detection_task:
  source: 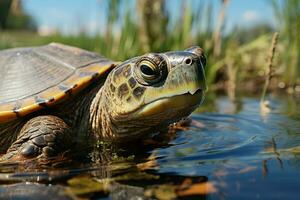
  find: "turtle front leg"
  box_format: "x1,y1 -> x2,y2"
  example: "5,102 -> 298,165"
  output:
3,115 -> 72,161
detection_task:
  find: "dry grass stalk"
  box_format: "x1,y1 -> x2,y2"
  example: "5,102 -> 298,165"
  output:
137,0 -> 150,52
226,57 -> 236,102
260,32 -> 279,115
213,0 -> 229,57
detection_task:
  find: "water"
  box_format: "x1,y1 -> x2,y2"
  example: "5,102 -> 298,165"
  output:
155,95 -> 300,200
0,95 -> 299,199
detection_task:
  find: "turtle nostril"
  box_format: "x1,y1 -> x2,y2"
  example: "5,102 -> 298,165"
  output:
184,58 -> 192,65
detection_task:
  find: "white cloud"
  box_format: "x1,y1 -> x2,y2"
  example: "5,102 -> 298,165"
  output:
242,10 -> 260,23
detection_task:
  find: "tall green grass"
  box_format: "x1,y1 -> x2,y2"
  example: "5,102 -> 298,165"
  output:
271,0 -> 300,87
0,0 -> 298,94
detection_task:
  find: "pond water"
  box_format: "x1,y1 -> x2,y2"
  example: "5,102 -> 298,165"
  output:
0,94 -> 299,200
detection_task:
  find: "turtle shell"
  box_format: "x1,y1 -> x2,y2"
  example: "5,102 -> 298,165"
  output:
0,43 -> 116,123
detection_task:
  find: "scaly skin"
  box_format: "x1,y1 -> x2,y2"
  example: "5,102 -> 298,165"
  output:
0,46 -> 206,162
0,76 -> 107,161
4,116 -> 71,160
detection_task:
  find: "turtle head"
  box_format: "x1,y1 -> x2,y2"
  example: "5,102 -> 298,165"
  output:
101,46 -> 206,140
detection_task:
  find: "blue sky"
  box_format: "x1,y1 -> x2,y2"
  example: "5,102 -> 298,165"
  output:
23,0 -> 275,35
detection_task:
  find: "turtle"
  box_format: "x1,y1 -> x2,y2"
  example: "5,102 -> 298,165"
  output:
0,43 -> 206,161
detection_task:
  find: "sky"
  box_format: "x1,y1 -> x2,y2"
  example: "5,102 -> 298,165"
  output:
22,0 -> 275,36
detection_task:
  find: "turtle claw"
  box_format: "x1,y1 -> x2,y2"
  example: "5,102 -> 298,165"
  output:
13,140 -> 57,160
20,143 -> 40,158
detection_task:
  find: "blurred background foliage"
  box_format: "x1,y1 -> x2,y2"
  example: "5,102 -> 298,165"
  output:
0,0 -> 36,31
0,0 -> 299,96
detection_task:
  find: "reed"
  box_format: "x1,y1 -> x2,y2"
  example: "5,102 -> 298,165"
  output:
260,32 -> 279,114
0,0 -> 296,95
213,0 -> 229,57
271,0 -> 300,88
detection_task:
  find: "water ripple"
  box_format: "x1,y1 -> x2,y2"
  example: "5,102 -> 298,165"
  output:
154,113 -> 272,174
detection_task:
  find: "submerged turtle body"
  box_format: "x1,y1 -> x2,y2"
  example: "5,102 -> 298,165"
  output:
0,43 -> 206,162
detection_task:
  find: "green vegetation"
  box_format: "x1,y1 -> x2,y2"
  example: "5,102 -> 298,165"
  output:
0,0 -> 299,95
0,0 -> 36,30
271,0 -> 300,86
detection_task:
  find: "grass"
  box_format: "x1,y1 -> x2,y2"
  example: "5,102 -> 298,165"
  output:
271,0 -> 300,87
0,0 -> 299,95
260,32 -> 279,115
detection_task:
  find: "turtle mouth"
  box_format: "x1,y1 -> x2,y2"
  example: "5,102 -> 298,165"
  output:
136,89 -> 204,117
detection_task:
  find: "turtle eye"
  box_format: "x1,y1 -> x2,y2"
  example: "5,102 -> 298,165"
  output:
138,60 -> 160,82
140,64 -> 156,76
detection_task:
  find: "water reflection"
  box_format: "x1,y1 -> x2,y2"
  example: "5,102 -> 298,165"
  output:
154,95 -> 300,199
0,95 -> 299,199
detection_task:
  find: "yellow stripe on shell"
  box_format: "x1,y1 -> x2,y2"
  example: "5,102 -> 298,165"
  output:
0,62 -> 116,123
0,102 -> 18,122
